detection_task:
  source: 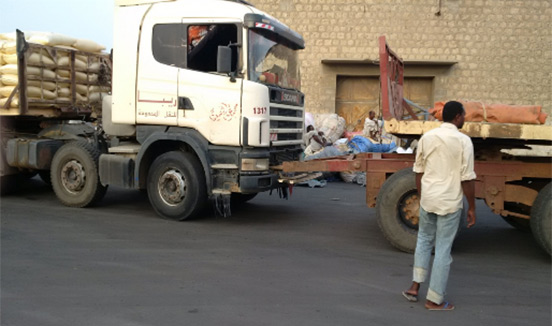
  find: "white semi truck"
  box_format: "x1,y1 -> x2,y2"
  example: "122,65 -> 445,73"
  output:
0,0 -> 306,220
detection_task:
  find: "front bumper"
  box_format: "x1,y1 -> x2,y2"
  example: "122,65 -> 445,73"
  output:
239,172 -> 279,193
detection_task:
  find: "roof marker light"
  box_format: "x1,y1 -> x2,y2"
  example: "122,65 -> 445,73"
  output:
255,22 -> 275,31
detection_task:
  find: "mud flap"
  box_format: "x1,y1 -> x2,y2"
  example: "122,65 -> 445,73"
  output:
213,191 -> 231,217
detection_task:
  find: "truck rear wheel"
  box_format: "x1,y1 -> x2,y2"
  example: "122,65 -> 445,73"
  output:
51,141 -> 107,207
147,151 -> 207,221
376,168 -> 419,253
530,183 -> 551,256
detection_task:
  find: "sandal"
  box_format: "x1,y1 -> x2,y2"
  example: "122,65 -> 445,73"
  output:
426,301 -> 455,311
402,291 -> 418,302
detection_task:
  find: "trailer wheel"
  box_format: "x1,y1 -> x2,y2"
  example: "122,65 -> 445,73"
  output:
147,151 -> 207,221
530,183 -> 551,256
51,141 -> 107,207
376,168 -> 419,253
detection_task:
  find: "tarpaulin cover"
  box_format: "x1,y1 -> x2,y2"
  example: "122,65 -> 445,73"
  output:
348,136 -> 396,153
430,101 -> 548,124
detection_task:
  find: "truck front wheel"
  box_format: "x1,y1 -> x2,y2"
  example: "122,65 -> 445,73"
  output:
51,141 -> 107,207
376,168 -> 419,253
530,183 -> 551,256
147,151 -> 207,221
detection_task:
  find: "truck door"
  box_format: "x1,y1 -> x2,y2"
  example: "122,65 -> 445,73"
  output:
177,23 -> 242,146
136,23 -> 184,125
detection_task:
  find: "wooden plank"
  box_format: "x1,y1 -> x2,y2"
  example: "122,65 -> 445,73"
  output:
384,119 -> 552,142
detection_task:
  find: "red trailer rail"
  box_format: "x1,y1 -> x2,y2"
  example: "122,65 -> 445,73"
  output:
379,36 -> 419,122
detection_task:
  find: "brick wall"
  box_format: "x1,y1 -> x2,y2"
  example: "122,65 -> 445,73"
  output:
249,0 -> 552,122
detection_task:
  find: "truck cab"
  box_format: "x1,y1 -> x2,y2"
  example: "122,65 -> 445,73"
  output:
101,0 -> 306,219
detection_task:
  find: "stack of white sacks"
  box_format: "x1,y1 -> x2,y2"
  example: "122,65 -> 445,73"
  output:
0,31 -> 108,110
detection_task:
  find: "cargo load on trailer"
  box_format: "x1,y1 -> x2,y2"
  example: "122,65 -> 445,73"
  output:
0,32 -> 110,117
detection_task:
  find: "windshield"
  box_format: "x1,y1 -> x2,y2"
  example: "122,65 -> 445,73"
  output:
248,29 -> 301,91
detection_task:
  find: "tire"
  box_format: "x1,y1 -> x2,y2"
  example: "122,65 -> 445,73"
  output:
530,183 -> 551,256
51,141 -> 107,207
376,168 -> 419,253
147,151 -> 207,221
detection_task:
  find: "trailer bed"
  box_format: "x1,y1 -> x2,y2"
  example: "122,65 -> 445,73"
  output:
385,119 -> 552,144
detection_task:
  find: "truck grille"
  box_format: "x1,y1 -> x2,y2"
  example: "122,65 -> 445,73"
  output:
268,88 -> 304,147
267,87 -> 304,165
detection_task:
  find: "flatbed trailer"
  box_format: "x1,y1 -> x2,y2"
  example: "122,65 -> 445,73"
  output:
282,36 -> 552,255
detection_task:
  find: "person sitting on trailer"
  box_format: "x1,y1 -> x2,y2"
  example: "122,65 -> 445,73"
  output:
303,125 -> 330,156
363,110 -> 380,142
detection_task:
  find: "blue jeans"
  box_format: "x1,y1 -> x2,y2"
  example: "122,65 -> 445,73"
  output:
413,207 -> 461,304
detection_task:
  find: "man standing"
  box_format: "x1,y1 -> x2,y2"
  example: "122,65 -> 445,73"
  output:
402,101 -> 477,311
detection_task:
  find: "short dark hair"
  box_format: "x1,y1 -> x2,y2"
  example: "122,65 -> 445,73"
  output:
442,101 -> 464,122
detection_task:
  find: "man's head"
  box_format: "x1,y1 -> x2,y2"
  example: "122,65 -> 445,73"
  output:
369,111 -> 376,120
306,125 -> 314,132
442,101 -> 465,128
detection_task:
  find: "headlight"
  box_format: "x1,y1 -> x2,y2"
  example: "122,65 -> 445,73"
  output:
241,158 -> 269,171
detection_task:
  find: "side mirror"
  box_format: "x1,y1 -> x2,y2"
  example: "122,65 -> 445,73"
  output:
217,46 -> 232,74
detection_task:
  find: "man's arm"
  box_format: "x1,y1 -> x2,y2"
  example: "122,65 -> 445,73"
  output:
312,134 -> 325,146
460,135 -> 477,228
317,132 -> 330,146
462,180 -> 476,228
415,173 -> 423,197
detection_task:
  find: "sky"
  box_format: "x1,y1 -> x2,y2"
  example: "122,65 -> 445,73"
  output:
0,0 -> 114,49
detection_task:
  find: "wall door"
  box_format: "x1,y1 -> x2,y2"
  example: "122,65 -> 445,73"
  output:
403,77 -> 434,118
336,76 -> 434,131
336,76 -> 379,132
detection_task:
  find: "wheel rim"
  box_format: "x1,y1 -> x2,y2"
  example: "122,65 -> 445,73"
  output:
158,169 -> 186,206
398,190 -> 420,230
61,159 -> 86,194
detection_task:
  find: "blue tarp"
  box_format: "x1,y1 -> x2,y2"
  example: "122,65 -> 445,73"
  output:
348,136 -> 396,153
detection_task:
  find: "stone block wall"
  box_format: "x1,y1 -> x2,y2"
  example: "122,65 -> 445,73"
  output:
249,0 -> 551,122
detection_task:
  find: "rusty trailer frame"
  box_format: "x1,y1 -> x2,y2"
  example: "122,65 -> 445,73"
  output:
282,153 -> 552,219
